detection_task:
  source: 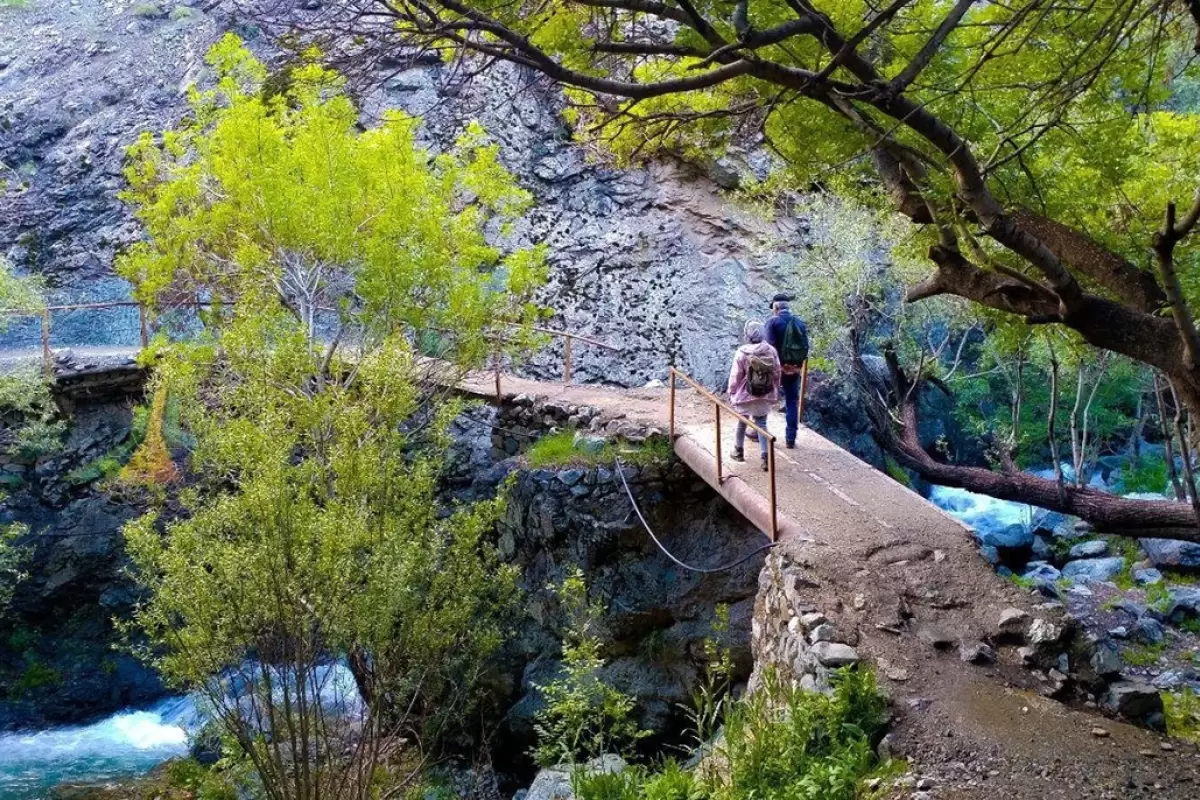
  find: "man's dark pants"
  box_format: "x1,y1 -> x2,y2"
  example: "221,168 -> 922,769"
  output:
781,371 -> 801,445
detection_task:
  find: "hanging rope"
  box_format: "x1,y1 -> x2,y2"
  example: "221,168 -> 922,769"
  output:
615,457 -> 776,574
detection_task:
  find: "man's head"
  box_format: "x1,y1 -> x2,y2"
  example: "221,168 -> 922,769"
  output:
770,292 -> 791,314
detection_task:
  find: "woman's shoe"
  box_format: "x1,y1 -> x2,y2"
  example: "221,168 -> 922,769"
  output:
730,447 -> 745,462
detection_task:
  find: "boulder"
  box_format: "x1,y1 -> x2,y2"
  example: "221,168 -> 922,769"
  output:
959,641 -> 996,665
1164,588 -> 1200,622
526,755 -> 626,800
1090,643 -> 1124,677
1133,568 -> 1163,586
811,642 -> 860,667
1068,540 -> 1109,559
976,522 -> 1034,550
1101,681 -> 1164,728
1134,616 -> 1165,645
1139,539 -> 1200,571
1022,561 -> 1062,586
998,607 -> 1031,630
1062,557 -> 1125,583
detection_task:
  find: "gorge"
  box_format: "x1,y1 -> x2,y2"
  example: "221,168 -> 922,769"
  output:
5,1 -> 1200,798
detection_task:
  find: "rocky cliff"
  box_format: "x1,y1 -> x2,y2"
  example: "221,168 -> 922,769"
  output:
1,0 -> 809,388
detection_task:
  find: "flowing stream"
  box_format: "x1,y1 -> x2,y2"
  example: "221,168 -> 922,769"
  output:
0,695 -> 197,798
0,662 -> 361,798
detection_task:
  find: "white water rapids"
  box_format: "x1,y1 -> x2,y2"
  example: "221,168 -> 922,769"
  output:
0,662 -> 361,798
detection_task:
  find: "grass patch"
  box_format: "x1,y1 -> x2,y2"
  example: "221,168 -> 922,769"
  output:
526,430 -> 673,469
1180,617 -> 1200,635
1165,688 -> 1200,744
1163,569 -> 1199,586
1009,574 -> 1036,591
1146,581 -> 1173,614
1111,537 -> 1143,590
1122,641 -> 1167,667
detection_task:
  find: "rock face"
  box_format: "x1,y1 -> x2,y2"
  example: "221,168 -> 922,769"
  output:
0,393 -> 162,729
478,451 -> 765,763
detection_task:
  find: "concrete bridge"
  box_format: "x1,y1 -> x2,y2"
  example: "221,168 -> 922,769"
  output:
8,339 -> 1200,796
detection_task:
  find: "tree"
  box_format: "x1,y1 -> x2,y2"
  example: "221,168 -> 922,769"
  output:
312,0 -> 1200,533
0,257 -> 59,612
119,38 -> 544,797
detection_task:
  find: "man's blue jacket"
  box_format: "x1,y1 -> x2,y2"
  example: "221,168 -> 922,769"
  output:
765,309 -> 806,364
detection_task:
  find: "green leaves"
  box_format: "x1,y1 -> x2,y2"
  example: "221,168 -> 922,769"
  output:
119,35 -> 545,370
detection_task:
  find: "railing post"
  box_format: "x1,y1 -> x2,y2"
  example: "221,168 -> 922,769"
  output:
668,368 -> 676,440
768,440 -> 778,542
563,334 -> 573,385
138,304 -> 149,349
494,356 -> 502,405
798,360 -> 809,424
714,404 -> 722,485
41,308 -> 51,378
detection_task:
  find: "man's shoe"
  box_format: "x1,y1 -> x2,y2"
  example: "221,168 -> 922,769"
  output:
730,448 -> 745,462
786,440 -> 795,449
760,455 -> 769,472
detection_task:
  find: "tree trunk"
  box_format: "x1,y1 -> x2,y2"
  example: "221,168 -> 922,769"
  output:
857,345 -> 1200,541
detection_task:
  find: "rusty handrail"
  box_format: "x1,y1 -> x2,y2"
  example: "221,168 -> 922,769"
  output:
2,301 -> 620,390
667,366 -> 778,541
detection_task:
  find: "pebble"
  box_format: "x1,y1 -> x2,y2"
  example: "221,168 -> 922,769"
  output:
1092,727 -> 1110,738
917,777 -> 935,790
1161,742 -> 1175,751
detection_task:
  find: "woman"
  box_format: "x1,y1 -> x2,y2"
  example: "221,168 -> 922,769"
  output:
727,320 -> 781,471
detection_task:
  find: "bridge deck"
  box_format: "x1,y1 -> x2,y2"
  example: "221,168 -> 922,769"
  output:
457,369 -> 969,548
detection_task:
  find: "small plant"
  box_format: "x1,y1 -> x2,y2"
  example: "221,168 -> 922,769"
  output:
1179,617 -> 1200,635
533,568 -> 648,767
1009,574 -> 1036,591
132,3 -> 165,18
1164,687 -> 1200,744
1119,455 -> 1170,495
883,455 -> 912,488
1122,641 -> 1167,667
120,380 -> 179,486
12,659 -> 61,695
1146,581 -> 1173,614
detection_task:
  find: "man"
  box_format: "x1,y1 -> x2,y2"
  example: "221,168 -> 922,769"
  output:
764,293 -> 808,449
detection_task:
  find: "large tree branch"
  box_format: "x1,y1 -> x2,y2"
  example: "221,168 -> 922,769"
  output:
889,0 -> 978,92
1010,208 -> 1166,312
1152,191 -> 1200,370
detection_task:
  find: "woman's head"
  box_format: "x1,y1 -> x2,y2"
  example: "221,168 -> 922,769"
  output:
744,320 -> 765,344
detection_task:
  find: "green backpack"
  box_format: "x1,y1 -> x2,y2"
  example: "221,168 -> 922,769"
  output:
780,318 -> 809,367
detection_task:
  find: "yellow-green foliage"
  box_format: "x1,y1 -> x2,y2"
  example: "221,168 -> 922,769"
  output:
534,569 -> 648,767
120,380 -> 178,486
1165,688 -> 1200,744
526,430 -> 674,468
118,34 -> 546,370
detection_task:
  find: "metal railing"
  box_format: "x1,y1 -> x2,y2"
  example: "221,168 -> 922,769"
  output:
667,366 -> 778,541
1,302 -> 623,392
489,325 -> 622,402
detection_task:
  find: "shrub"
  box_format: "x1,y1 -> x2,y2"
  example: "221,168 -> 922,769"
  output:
1120,456 -> 1169,495
572,666 -> 892,800
534,569 -> 648,767
1165,687 -> 1200,744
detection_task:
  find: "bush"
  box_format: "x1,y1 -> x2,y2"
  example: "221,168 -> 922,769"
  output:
1120,456 -> 1169,495
571,667 -> 892,800
534,569 -> 647,767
